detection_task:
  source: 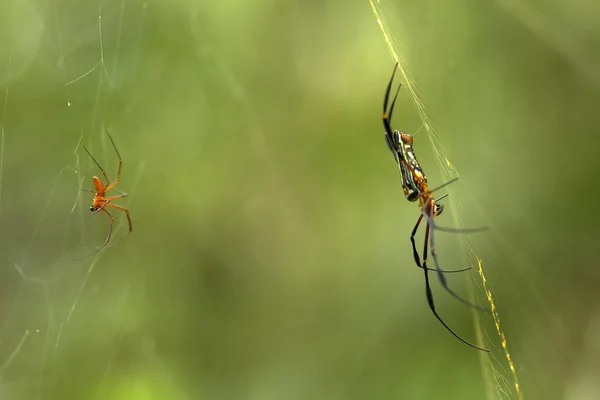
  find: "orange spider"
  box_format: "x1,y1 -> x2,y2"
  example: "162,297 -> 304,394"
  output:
78,131 -> 132,259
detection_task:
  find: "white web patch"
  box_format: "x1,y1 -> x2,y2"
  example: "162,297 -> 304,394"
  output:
0,3 -> 149,398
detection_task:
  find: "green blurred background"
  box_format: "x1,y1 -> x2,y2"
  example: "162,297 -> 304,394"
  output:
0,0 -> 598,399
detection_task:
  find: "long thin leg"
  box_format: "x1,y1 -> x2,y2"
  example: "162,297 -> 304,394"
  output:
426,210 -> 489,312
431,195 -> 489,233
383,62 -> 399,137
421,177 -> 460,197
429,192 -> 489,234
73,208 -> 114,260
432,223 -> 489,234
435,194 -> 449,203
421,224 -> 489,352
105,203 -> 132,233
109,188 -> 128,197
102,194 -> 127,202
89,203 -> 133,252
410,214 -> 470,273
387,82 -> 402,125
82,146 -> 110,186
428,208 -> 489,234
384,82 -> 403,164
104,131 -> 122,192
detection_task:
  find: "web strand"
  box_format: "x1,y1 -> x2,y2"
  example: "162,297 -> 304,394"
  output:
368,1 -> 523,399
0,0 -> 14,217
2,4 -> 127,397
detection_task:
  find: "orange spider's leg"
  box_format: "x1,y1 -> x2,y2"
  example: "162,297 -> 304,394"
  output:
102,194 -> 127,201
104,178 -> 120,194
105,203 -> 132,233
99,207 -> 115,247
73,207 -> 114,260
83,146 -> 111,186
103,132 -> 122,193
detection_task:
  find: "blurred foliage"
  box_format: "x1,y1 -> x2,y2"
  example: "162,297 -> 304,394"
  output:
0,0 -> 598,399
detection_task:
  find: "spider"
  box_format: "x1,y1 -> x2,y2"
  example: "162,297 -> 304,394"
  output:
77,131 -> 132,259
382,62 -> 489,352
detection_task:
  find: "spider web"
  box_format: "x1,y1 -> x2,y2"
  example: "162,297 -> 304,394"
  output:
369,1 -> 522,400
1,0 -> 528,398
369,1 -> 600,399
0,1 -> 279,398
0,2 -> 160,398
2,0 -> 596,399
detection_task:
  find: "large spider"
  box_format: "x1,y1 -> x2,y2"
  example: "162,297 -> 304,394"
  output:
382,62 -> 489,352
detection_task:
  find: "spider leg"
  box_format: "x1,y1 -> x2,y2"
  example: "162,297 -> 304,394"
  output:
102,194 -> 127,202
410,213 -> 470,273
104,178 -> 120,194
387,80 -> 402,125
383,62 -> 400,138
88,203 -> 133,251
424,181 -> 488,233
105,203 -> 132,233
100,207 -> 115,247
426,209 -> 489,312
109,188 -> 128,197
103,131 -> 122,193
435,194 -> 448,202
421,177 -> 460,197
82,146 -> 110,186
106,130 -> 122,176
430,220 -> 489,234
429,193 -> 489,236
73,207 -> 114,260
421,222 -> 489,352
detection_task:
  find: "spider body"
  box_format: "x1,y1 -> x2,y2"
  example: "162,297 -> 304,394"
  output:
76,131 -> 132,259
386,130 -> 430,203
90,176 -> 108,211
382,62 -> 488,352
